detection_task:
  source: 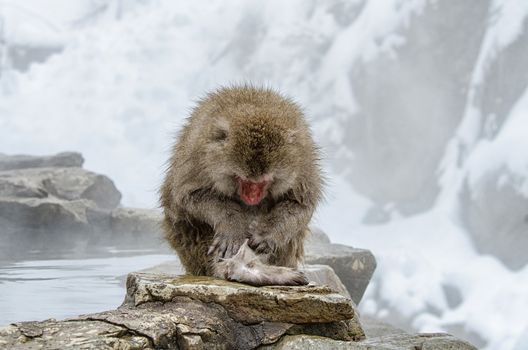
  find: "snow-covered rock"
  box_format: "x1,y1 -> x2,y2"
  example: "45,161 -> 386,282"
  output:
462,171 -> 528,270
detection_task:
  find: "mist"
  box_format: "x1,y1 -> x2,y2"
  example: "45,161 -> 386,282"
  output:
0,1 -> 527,349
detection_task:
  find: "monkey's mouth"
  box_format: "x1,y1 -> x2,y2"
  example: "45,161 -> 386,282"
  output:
236,176 -> 270,206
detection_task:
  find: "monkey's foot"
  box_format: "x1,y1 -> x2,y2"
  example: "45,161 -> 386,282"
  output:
213,240 -> 308,286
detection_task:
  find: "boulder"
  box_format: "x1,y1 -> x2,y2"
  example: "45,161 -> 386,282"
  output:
0,167 -> 121,211
0,152 -> 84,171
0,163 -> 122,234
306,230 -> 377,305
0,197 -> 97,231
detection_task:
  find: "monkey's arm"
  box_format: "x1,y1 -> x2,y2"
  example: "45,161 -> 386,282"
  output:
248,168 -> 323,253
179,188 -> 251,259
248,197 -> 314,253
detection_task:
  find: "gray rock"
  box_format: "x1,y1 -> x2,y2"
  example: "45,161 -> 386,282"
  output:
124,272 -> 361,326
264,318 -> 477,349
0,314 -> 477,350
0,152 -> 84,171
85,301 -> 296,349
306,234 -> 376,305
265,333 -> 477,350
140,261 -> 350,298
461,172 -> 528,270
303,264 -> 351,299
0,197 -> 97,231
0,167 -> 121,211
0,166 -> 122,234
0,320 -> 151,349
0,318 -> 477,350
360,316 -> 408,338
111,207 -> 162,235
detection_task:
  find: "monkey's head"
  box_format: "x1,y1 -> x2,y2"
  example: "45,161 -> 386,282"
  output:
199,87 -> 310,206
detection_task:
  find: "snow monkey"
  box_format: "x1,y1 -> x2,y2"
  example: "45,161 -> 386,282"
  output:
160,85 -> 323,286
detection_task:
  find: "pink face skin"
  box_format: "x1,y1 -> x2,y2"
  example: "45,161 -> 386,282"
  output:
236,174 -> 273,206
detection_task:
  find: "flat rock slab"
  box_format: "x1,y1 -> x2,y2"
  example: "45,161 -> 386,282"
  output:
140,262 -> 351,298
124,272 -> 360,325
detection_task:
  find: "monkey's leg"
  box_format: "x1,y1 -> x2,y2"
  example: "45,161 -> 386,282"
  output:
213,240 -> 308,286
162,216 -> 214,276
178,190 -> 251,261
267,228 -> 308,268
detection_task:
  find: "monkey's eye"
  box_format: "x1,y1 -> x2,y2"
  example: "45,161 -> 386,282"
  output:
212,129 -> 228,142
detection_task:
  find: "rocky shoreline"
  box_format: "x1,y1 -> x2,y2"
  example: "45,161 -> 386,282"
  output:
0,270 -> 476,350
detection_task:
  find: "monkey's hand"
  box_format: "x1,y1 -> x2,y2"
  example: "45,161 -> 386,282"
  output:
208,231 -> 248,260
248,232 -> 277,254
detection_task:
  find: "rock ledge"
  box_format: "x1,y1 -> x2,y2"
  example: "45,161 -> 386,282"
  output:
0,272 -> 365,349
125,272 -> 358,325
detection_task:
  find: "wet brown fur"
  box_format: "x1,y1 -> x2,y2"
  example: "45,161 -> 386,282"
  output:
160,85 -> 323,284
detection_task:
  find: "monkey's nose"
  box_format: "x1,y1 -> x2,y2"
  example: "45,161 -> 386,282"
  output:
237,177 -> 269,206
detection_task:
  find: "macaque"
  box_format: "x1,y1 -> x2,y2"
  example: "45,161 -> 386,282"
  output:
160,85 -> 323,286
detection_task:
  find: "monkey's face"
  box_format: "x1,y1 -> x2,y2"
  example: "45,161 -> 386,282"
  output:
204,113 -> 302,206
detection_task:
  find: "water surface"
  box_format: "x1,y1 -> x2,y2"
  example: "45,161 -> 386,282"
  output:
0,246 -> 174,325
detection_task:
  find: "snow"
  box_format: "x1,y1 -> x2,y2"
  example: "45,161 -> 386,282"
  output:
466,87 -> 528,196
323,178 -> 528,349
0,0 -> 92,46
1,1 -> 528,349
438,0 -> 528,203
